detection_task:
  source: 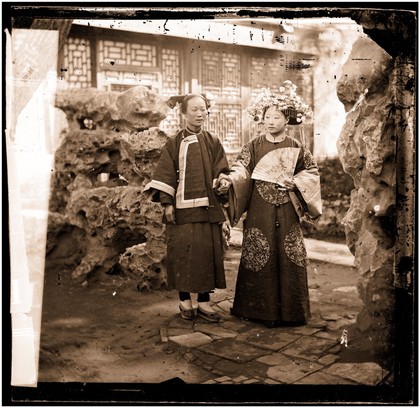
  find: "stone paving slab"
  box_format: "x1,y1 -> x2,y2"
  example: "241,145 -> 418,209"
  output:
167,327 -> 195,337
194,323 -> 238,339
212,358 -> 269,380
266,358 -> 324,383
243,378 -> 260,384
281,335 -> 337,361
219,320 -> 248,332
322,362 -> 389,385
312,330 -> 341,341
286,325 -> 323,336
317,354 -> 341,366
231,375 -> 248,383
191,349 -> 222,366
325,319 -> 354,332
307,319 -> 328,329
264,378 -> 283,384
215,299 -> 234,313
328,344 -> 342,354
169,332 -> 213,348
159,327 -> 169,343
198,338 -> 271,363
257,352 -> 301,367
214,375 -> 232,383
202,379 -> 218,384
305,238 -> 355,267
333,285 -> 359,295
157,236 -> 386,387
211,292 -> 233,304
317,301 -> 361,316
321,313 -> 342,321
236,327 -> 301,351
167,317 -> 195,329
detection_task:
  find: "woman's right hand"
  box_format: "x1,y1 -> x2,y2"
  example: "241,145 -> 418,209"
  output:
164,204 -> 176,224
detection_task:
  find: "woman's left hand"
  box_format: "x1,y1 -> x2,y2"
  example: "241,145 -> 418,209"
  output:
217,179 -> 231,194
216,174 -> 232,194
283,178 -> 296,191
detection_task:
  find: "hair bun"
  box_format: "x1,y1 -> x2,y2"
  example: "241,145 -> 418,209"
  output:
166,95 -> 186,109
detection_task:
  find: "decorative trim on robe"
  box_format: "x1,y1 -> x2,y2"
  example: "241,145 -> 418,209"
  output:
176,134 -> 210,209
225,161 -> 252,227
144,180 -> 175,199
143,129 -> 229,224
289,166 -> 323,219
227,155 -> 322,225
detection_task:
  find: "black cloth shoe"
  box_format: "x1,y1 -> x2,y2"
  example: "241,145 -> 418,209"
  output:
197,307 -> 221,323
179,304 -> 195,320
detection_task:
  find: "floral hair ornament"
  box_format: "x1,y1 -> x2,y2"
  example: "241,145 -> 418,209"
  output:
166,93 -> 216,110
247,80 -> 313,125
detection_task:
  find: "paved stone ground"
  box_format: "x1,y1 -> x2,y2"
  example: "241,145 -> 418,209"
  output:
37,226 -> 390,393
158,228 -> 389,386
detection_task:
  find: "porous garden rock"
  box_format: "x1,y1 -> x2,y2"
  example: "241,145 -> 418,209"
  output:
48,86 -> 169,288
119,241 -> 167,291
55,86 -> 170,132
116,86 -> 170,130
55,87 -> 121,130
337,36 -> 397,363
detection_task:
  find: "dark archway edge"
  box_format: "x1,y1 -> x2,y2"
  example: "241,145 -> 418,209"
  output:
5,3 -> 417,58
3,3 -> 416,405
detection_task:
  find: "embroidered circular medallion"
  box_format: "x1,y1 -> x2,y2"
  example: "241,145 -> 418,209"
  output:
241,228 -> 270,272
255,180 -> 290,205
284,223 -> 308,267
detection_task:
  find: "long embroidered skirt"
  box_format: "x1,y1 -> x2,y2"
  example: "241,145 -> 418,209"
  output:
232,188 -> 310,324
166,222 -> 226,293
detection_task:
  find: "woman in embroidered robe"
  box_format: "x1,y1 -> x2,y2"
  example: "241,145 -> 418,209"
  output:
219,82 -> 322,328
144,94 -> 231,323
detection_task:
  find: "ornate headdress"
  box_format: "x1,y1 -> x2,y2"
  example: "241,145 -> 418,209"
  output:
247,81 -> 313,125
166,93 -> 216,110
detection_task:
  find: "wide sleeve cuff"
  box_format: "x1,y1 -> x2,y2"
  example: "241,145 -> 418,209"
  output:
160,192 -> 173,206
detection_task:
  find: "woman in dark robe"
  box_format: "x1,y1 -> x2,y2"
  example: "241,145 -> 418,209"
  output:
144,93 -> 231,323
218,81 -> 322,328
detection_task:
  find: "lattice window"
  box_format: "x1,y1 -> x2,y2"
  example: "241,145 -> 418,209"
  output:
250,54 -> 312,100
99,40 -> 157,68
161,48 -> 180,96
221,53 -> 241,98
62,37 -> 92,88
159,48 -> 181,135
101,69 -> 161,91
250,55 -> 286,98
110,83 -> 145,92
97,39 -> 166,97
208,104 -> 242,151
207,109 -> 220,139
201,50 -> 241,98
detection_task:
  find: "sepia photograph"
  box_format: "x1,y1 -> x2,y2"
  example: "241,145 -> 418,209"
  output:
4,3 -> 416,405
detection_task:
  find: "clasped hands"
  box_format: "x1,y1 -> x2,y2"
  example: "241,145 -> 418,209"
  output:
215,173 -> 295,192
164,173 -> 232,225
215,173 -> 232,195
165,174 -> 294,224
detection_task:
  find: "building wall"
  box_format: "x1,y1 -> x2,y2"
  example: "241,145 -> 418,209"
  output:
58,25 -> 315,154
